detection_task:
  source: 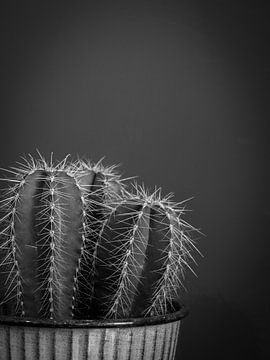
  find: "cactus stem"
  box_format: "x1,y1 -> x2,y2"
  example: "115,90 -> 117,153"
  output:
0,180 -> 26,315
48,187 -> 56,319
147,210 -> 180,315
106,201 -> 149,318
69,174 -> 94,315
145,203 -> 200,316
34,171 -> 67,319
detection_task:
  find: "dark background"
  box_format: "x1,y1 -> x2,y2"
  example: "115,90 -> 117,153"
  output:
0,0 -> 269,358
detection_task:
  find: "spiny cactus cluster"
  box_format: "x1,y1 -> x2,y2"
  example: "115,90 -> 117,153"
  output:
0,154 -> 200,321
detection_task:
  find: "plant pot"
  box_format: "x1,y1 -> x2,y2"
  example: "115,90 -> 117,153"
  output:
0,304 -> 188,360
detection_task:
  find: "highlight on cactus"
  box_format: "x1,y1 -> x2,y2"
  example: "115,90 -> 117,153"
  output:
0,153 -> 201,322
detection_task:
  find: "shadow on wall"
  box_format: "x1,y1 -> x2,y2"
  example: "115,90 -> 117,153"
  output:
175,295 -> 262,360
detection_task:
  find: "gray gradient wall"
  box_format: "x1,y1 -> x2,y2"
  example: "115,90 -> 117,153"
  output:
1,1 -> 269,358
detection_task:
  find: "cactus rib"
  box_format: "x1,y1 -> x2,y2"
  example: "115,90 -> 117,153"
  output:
0,178 -> 26,316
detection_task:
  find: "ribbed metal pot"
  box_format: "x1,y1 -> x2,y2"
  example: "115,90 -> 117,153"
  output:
0,304 -> 188,360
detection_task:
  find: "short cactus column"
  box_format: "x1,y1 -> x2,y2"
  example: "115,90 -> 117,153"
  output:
91,187 -> 200,318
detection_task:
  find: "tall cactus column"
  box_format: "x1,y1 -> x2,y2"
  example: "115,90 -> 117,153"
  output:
0,157 -> 122,320
0,167 -> 86,319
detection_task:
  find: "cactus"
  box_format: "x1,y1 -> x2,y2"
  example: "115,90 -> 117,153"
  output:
91,186 -> 200,318
0,154 -> 122,320
0,154 -> 200,321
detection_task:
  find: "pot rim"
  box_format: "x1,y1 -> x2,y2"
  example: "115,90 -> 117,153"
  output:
0,303 -> 189,328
